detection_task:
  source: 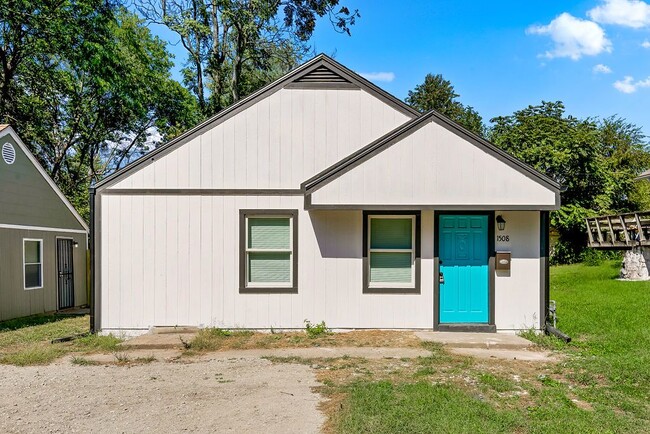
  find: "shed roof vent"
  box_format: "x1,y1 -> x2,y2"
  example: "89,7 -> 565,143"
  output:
2,142 -> 15,165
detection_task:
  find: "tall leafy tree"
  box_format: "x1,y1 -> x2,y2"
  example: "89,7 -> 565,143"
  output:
405,73 -> 486,137
489,101 -> 650,263
135,0 -> 359,116
1,2 -> 200,219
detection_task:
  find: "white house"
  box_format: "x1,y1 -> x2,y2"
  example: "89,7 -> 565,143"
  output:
90,55 -> 560,336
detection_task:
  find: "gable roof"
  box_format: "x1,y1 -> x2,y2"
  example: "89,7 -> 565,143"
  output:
95,54 -> 419,191
0,126 -> 89,232
302,109 -> 561,195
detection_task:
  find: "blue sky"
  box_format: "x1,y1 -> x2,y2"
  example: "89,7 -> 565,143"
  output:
154,0 -> 650,135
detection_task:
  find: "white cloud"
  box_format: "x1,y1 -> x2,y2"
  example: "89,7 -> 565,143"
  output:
359,72 -> 395,82
613,75 -> 650,93
642,40 -> 650,48
526,13 -> 612,60
593,63 -> 612,73
588,0 -> 650,28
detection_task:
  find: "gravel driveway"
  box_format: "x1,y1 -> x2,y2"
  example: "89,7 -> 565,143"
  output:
0,357 -> 323,434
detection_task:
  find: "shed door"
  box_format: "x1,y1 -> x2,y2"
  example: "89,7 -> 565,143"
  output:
57,239 -> 75,310
439,215 -> 489,323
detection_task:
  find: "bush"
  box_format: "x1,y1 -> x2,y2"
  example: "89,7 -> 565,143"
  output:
550,240 -> 581,265
304,320 -> 330,338
580,248 -> 621,266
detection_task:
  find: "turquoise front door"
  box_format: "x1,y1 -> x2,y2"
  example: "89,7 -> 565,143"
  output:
439,215 -> 489,323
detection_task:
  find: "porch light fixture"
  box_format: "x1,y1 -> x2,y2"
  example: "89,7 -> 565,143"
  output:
496,215 -> 506,231
73,241 -> 79,248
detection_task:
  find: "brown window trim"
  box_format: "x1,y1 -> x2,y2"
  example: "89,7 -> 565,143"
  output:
363,211 -> 421,294
239,209 -> 298,294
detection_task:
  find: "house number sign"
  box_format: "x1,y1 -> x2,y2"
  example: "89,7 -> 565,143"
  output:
496,235 -> 510,242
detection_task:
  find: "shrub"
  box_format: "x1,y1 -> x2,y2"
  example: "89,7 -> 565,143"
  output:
304,319 -> 330,338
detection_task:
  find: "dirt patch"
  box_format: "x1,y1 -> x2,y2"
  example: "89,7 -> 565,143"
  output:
259,342 -> 566,429
0,357 -> 323,434
186,329 -> 422,353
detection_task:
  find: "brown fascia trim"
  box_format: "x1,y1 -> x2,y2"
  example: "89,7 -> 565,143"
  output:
95,54 -> 418,192
239,209 -> 299,294
304,200 -> 560,211
302,110 -> 561,197
103,189 -> 304,196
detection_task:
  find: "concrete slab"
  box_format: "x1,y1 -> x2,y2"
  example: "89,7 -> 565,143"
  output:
58,307 -> 90,316
118,332 -> 195,350
415,331 -> 533,350
71,349 -> 183,364
198,346 -> 430,361
448,347 -> 557,362
151,326 -> 200,334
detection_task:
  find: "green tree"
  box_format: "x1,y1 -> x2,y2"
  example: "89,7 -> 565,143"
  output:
1,3 -> 199,219
405,73 -> 486,137
135,0 -> 359,116
489,101 -> 650,263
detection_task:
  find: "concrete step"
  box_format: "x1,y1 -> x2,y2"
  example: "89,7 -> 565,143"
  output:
415,331 -> 533,350
118,332 -> 196,350
151,326 -> 200,334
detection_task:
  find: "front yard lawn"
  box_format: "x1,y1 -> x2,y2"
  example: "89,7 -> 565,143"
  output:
324,260 -> 650,433
0,314 -> 120,365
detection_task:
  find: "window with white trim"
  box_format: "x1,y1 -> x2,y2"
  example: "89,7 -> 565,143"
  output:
245,215 -> 294,288
24,239 -> 43,289
368,215 -> 415,288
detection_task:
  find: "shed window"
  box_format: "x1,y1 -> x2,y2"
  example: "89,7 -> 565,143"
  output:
24,239 -> 43,289
368,216 -> 415,287
243,213 -> 297,289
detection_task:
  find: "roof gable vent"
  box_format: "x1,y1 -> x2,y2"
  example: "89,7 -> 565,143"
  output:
2,142 -> 15,164
295,65 -> 351,83
287,65 -> 359,90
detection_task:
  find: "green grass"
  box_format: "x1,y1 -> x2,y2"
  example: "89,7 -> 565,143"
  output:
336,381 -> 523,433
550,261 -> 650,420
0,314 -> 122,365
332,260 -> 650,433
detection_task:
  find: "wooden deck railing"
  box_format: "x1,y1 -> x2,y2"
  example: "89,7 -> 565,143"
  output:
586,211 -> 650,249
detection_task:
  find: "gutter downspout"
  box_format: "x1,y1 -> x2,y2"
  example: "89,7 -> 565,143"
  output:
89,183 -> 96,334
541,212 -> 572,343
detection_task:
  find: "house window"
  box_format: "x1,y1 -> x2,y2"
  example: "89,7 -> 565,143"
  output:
24,239 -> 43,289
364,212 -> 420,293
240,210 -> 298,292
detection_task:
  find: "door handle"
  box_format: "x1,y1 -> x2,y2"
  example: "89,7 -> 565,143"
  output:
439,272 -> 444,284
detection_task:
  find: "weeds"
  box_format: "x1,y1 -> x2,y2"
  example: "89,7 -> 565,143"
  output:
113,352 -> 130,364
71,356 -> 98,366
518,328 -> 567,351
304,319 -> 330,338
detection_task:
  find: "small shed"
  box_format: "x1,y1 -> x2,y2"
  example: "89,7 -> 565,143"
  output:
91,55 -> 560,335
0,125 -> 88,321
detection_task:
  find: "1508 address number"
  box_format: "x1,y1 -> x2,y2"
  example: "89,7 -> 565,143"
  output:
497,235 -> 510,242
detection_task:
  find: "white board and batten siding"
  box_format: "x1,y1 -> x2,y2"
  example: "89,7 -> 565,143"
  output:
494,211 -> 541,331
109,89 -> 411,190
100,195 -> 541,333
100,196 -> 434,332
310,120 -> 557,207
100,86 -> 416,334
